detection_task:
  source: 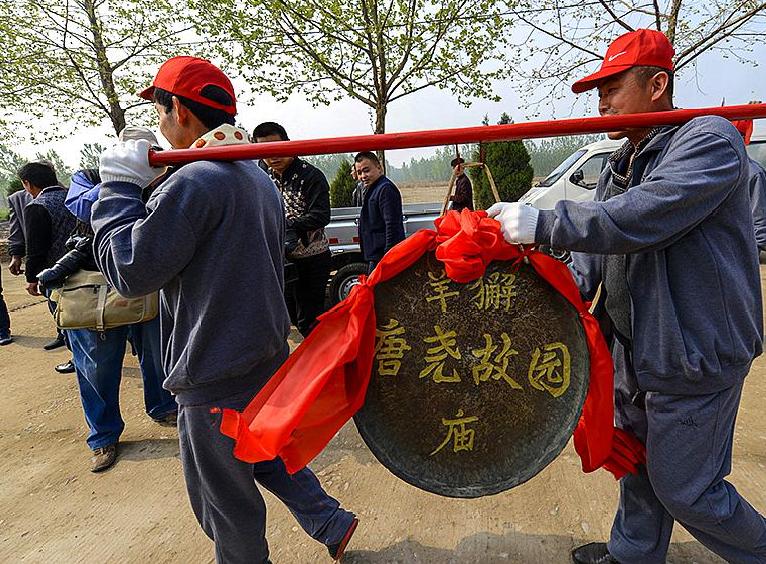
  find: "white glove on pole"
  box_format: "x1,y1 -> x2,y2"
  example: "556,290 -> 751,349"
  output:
118,126 -> 159,145
99,139 -> 165,188
486,202 -> 540,245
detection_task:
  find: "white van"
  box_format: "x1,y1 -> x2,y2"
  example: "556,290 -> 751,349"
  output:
520,133 -> 766,209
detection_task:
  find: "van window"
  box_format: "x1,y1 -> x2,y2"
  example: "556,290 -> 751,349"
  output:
538,149 -> 587,187
747,141 -> 766,169
571,153 -> 611,189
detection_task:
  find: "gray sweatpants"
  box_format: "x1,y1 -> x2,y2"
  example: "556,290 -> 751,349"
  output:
178,393 -> 356,564
607,341 -> 766,564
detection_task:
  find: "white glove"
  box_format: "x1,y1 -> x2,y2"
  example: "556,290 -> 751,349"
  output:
118,126 -> 159,145
99,139 -> 165,188
486,202 -> 540,245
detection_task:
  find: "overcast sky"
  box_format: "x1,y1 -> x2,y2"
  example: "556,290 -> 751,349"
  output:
18,46 -> 766,170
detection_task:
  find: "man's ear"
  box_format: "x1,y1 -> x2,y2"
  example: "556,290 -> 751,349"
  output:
650,71 -> 670,103
171,96 -> 189,126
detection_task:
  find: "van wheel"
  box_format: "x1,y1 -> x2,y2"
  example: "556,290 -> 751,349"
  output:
329,262 -> 369,305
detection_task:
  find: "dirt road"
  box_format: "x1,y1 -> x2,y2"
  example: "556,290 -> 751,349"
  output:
1,265 -> 763,564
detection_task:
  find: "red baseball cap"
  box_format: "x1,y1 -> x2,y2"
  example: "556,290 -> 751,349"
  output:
572,29 -> 674,94
139,56 -> 237,115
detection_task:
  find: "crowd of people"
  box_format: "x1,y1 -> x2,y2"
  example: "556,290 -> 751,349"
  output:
0,26 -> 765,564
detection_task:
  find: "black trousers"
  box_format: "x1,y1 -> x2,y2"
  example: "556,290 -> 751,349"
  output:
0,269 -> 10,333
286,250 -> 332,337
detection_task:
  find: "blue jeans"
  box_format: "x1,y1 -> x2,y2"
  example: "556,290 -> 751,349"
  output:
179,393 -> 355,564
68,316 -> 176,450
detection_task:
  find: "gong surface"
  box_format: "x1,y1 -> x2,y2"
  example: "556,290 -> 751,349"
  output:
353,252 -> 590,498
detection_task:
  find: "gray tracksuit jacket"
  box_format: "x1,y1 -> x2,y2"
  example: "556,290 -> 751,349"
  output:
538,116 -> 763,395
91,160 -> 291,405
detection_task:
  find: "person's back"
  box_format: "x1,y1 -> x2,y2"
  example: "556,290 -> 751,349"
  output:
95,157 -> 290,405
92,57 -> 357,563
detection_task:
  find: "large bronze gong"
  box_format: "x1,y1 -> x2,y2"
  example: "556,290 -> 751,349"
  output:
353,252 -> 590,498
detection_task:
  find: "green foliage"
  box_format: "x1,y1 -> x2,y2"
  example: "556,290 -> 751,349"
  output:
6,178 -> 23,197
329,161 -> 357,208
508,2 -> 766,113
0,0 -> 202,137
0,143 -> 27,197
471,114 -> 534,210
524,134 -> 604,176
305,154 -> 355,183
386,145 -> 476,183
80,143 -> 106,170
35,149 -> 72,188
190,0 -> 510,135
0,208 -> 9,221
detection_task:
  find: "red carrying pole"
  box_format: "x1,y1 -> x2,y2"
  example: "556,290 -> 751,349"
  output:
148,103 -> 766,166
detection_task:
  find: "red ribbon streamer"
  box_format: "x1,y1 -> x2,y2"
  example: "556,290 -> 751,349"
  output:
220,209 -> 645,480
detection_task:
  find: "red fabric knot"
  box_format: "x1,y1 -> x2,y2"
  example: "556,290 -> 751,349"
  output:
433,209 -> 516,283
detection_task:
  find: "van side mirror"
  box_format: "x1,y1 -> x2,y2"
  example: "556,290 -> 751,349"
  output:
569,169 -> 585,186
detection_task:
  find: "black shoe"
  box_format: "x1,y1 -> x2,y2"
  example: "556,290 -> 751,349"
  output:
55,360 -> 76,374
0,331 -> 12,346
328,517 -> 358,562
572,543 -> 619,564
91,443 -> 118,472
44,336 -> 66,351
152,411 -> 178,427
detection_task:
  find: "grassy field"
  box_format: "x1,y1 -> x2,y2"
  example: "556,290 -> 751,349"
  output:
397,181 -> 449,204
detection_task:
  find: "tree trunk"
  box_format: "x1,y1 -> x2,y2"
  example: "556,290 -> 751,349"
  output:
84,0 -> 126,135
375,102 -> 387,172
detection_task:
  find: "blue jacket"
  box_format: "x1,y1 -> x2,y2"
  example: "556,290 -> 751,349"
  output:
66,170 -> 101,222
359,175 -> 405,262
538,116 -> 763,395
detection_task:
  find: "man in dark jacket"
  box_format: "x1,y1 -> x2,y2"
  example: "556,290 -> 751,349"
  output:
253,122 -> 332,336
449,157 -> 473,212
7,189 -> 32,277
354,151 -> 405,272
8,186 -> 67,351
18,162 -> 76,368
91,56 -> 357,564
2,189 -> 34,345
489,29 -> 766,564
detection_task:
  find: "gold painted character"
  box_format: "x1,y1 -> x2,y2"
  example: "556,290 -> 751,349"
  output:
471,332 -> 522,388
419,325 -> 462,383
425,270 -> 460,313
528,342 -> 571,397
469,272 -> 517,312
375,319 -> 412,376
430,409 -> 479,455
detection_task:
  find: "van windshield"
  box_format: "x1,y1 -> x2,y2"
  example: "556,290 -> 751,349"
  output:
538,149 -> 588,187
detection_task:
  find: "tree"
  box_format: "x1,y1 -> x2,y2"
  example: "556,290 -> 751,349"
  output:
471,113 -> 534,209
6,179 -> 24,197
525,134 -> 603,176
330,160 -> 357,208
80,142 -> 106,170
0,0 -> 198,138
0,144 -> 28,196
503,0 -> 766,110
191,0 -> 510,139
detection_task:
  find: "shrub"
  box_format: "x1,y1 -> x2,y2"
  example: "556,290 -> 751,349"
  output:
330,160 -> 357,208
471,113 -> 534,209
